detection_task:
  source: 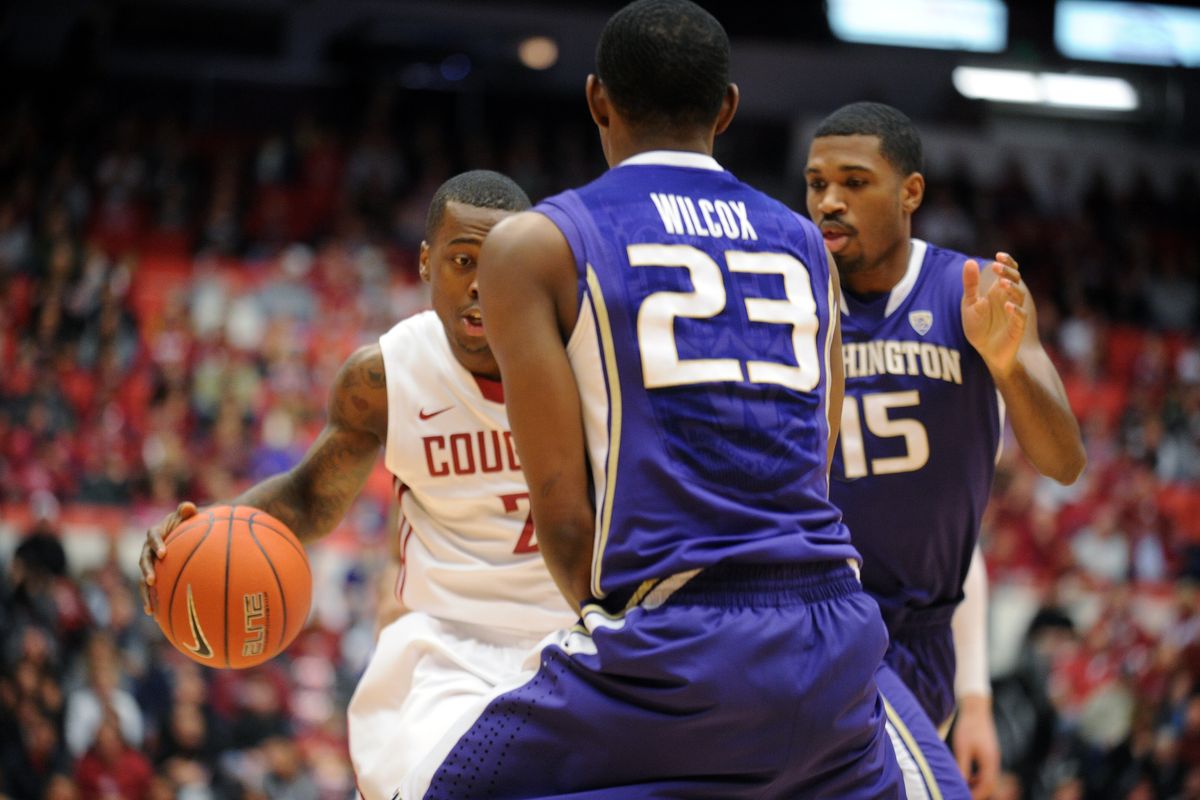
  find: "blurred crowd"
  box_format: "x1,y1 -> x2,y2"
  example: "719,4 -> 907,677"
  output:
1,88 -> 1198,800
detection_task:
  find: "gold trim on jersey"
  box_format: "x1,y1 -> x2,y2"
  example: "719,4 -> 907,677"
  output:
579,602 -> 624,621
881,694 -> 943,800
585,265 -> 622,599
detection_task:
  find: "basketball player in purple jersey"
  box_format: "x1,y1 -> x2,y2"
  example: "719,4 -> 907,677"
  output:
404,3 -> 935,797
806,102 -> 1086,798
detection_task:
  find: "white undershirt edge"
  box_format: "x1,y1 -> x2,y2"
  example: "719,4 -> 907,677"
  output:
617,150 -> 724,171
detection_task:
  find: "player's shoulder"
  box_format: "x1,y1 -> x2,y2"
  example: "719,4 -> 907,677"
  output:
331,342 -> 388,438
490,207 -> 569,241
377,310 -> 454,383
483,209 -> 576,286
922,240 -> 990,273
340,341 -> 386,387
923,240 -> 968,268
919,240 -> 981,291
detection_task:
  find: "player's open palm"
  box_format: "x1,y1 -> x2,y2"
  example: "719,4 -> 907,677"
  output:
139,500 -> 197,614
962,253 -> 1026,378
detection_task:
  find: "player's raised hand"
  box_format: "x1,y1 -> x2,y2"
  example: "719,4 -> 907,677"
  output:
139,500 -> 197,614
962,252 -> 1027,378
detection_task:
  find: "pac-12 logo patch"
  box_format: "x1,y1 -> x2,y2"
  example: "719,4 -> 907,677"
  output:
909,310 -> 933,336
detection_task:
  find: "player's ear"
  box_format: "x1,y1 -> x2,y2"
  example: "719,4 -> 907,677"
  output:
586,74 -> 610,130
419,241 -> 431,283
713,83 -> 739,136
901,172 -> 925,215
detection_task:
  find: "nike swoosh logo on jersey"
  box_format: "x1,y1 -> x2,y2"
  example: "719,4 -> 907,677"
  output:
184,584 -> 214,659
419,406 -> 454,420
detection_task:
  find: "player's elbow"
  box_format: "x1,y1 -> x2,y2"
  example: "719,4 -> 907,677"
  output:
537,515 -> 596,595
538,518 -> 595,563
1050,448 -> 1087,486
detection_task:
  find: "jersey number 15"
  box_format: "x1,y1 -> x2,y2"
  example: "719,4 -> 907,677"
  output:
839,390 -> 930,478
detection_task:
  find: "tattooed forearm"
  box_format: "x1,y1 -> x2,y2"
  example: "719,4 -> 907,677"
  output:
235,474 -> 313,539
235,426 -> 380,544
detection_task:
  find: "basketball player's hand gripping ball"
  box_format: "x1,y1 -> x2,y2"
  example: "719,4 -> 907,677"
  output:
150,505 -> 312,669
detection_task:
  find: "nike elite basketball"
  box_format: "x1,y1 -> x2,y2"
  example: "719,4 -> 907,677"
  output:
152,505 -> 312,669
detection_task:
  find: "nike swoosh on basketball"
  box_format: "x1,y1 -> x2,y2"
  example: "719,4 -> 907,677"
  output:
184,584 -> 214,659
419,406 -> 454,420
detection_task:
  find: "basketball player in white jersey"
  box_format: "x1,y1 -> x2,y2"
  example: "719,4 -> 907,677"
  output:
137,171 -> 574,799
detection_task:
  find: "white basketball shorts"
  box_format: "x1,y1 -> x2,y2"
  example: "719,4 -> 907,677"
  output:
347,612 -> 548,800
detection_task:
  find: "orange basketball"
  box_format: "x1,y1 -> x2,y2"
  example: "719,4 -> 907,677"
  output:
152,505 -> 312,669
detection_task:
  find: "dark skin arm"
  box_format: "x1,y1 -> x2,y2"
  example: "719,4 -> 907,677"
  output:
139,345 -> 388,613
477,211 -> 594,610
965,254 -> 1086,484
825,252 -> 845,470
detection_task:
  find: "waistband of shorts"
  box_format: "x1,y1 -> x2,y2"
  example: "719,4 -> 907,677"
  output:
653,560 -> 862,609
889,603 -> 957,634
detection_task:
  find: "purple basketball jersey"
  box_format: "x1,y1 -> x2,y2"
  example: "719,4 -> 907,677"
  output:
830,239 -> 1002,629
536,151 -> 860,603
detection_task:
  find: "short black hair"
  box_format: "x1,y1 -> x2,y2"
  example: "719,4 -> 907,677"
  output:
813,102 -> 924,176
596,0 -> 730,133
425,170 -> 531,240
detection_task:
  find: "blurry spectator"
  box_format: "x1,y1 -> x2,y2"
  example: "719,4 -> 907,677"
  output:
144,774 -> 174,800
1058,306 -> 1102,374
3,523 -> 89,652
147,117 -> 193,234
198,152 -> 243,255
1180,695 -> 1200,766
344,124 -> 405,227
1050,775 -> 1083,800
0,708 -> 72,799
77,451 -> 134,506
227,672 -> 289,750
74,714 -> 152,800
156,703 -> 215,765
260,245 -> 318,323
1149,726 -> 1186,798
1076,672 -> 1136,755
249,409 -> 305,482
1130,525 -> 1169,584
161,757 -> 219,800
44,773 -> 82,800
502,123 -> 549,202
63,635 -> 143,758
1072,504 -> 1130,584
0,199 -> 32,274
1143,258 -> 1198,333
261,738 -> 319,800
915,184 -> 976,253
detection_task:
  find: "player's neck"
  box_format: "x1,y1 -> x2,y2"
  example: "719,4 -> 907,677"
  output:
605,128 -> 715,167
842,238 -> 911,296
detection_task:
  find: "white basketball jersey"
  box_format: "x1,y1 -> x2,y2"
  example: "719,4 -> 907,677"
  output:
379,311 -> 573,635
